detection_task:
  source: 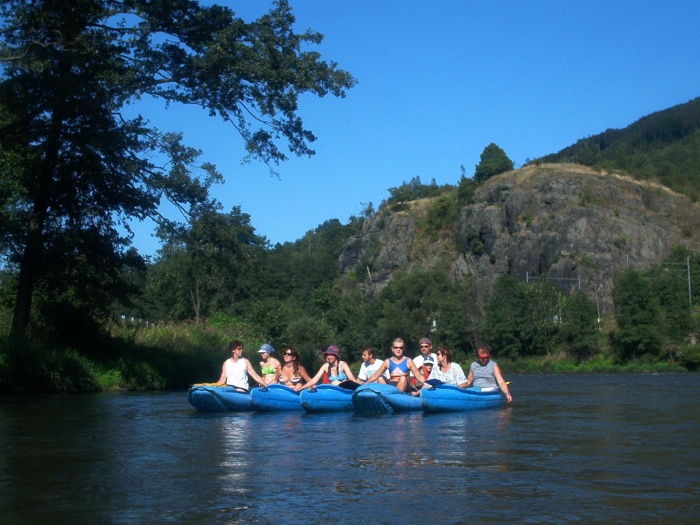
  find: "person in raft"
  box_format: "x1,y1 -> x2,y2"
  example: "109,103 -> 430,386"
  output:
258,343 -> 280,384
464,345 -> 513,403
364,338 -> 427,393
411,337 -> 438,389
414,354 -> 435,386
216,340 -> 267,392
357,346 -> 389,383
427,346 -> 468,388
276,347 -> 312,391
300,345 -> 357,389
413,337 -> 438,369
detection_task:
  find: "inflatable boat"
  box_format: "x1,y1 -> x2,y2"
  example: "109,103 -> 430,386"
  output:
299,384 -> 356,412
420,384 -> 504,413
352,383 -> 422,414
187,384 -> 254,412
250,384 -> 304,411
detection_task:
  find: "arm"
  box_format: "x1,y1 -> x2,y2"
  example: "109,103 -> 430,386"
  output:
245,359 -> 267,387
365,360 -> 389,384
493,364 -> 512,402
294,365 -> 313,391
407,358 -> 427,388
299,363 -> 328,391
216,362 -> 227,385
464,368 -> 474,388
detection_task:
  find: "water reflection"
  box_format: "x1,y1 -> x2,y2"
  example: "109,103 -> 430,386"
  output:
2,375 -> 700,524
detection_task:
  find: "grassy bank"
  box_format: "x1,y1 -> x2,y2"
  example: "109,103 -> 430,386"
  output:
1,316 -> 696,394
0,313 -> 268,393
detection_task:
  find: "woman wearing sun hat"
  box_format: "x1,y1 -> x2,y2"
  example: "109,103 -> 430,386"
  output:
300,345 -> 356,389
258,343 -> 281,384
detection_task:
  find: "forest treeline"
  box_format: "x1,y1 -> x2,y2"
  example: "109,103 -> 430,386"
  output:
536,96 -> 700,201
1,1 -> 698,392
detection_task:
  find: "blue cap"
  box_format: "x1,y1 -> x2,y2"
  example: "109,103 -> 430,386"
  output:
258,344 -> 275,354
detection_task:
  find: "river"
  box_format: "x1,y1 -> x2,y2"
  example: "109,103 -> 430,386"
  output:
1,373 -> 699,524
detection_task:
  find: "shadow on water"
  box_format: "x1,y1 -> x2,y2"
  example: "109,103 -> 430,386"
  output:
1,374 -> 700,524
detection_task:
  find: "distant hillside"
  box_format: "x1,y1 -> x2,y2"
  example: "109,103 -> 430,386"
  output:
339,164 -> 700,308
535,97 -> 700,200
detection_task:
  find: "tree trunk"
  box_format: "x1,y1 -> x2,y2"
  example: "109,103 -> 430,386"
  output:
10,211 -> 44,341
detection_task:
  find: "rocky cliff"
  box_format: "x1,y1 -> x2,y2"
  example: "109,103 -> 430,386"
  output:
339,164 -> 700,308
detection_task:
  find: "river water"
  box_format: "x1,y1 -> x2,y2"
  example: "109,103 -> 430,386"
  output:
1,373 -> 699,525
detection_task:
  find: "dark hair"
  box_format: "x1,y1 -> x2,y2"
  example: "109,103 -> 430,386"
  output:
477,345 -> 491,355
285,347 -> 300,374
362,347 -> 376,359
228,340 -> 244,351
437,346 -> 453,363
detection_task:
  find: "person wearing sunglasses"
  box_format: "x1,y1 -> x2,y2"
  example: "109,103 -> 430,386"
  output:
424,346 -> 468,388
216,340 -> 267,392
464,346 -> 513,403
364,338 -> 427,393
276,347 -> 312,391
411,337 -> 438,388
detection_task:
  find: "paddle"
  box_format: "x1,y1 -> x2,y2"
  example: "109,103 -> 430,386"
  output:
337,379 -> 361,391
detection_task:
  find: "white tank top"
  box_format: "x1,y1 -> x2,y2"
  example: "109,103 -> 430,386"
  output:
224,358 -> 249,390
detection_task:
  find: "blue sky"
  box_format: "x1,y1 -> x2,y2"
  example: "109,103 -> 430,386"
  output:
130,0 -> 700,256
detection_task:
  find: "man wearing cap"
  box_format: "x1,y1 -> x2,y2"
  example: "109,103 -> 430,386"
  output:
412,337 -> 438,388
258,343 -> 280,384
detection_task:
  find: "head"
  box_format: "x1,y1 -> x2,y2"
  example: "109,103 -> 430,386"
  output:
258,343 -> 275,358
477,346 -> 491,364
323,345 -> 341,364
437,346 -> 453,364
419,337 -> 432,356
361,347 -> 376,362
283,347 -> 299,361
229,340 -> 244,357
283,347 -> 300,372
422,355 -> 435,373
391,338 -> 406,357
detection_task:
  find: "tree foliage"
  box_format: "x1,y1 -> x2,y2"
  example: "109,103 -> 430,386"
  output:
0,0 -> 355,340
610,268 -> 664,361
474,143 -> 514,184
148,205 -> 266,322
537,96 -> 700,201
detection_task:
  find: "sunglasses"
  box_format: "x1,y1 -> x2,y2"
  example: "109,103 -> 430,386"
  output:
284,352 -> 294,356
420,344 -> 430,348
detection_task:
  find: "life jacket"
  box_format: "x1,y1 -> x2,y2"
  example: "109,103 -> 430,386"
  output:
411,366 -> 431,387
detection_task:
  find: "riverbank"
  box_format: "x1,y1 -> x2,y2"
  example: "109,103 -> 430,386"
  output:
1,319 -> 696,394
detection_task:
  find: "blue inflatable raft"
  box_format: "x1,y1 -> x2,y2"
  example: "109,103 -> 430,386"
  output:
352,383 -> 422,414
250,384 -> 303,411
299,384 -> 355,412
420,384 -> 504,413
187,384 -> 254,412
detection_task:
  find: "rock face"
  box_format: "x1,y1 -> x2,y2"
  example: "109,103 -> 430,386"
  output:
339,164 -> 700,307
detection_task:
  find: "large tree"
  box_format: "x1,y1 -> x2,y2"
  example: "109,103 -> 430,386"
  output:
0,0 -> 355,339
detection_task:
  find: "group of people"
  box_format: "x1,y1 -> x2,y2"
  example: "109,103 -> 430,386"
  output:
216,337 -> 512,403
